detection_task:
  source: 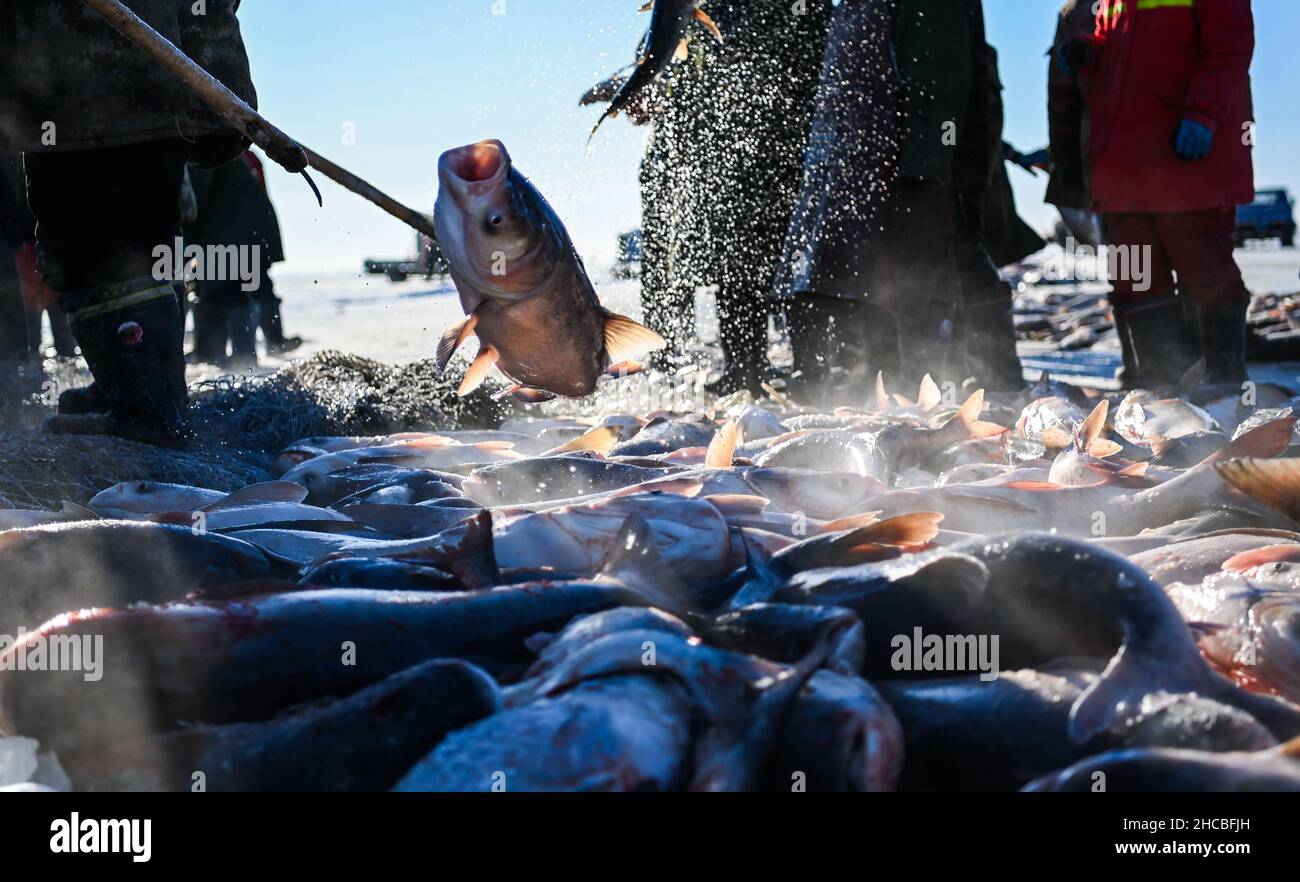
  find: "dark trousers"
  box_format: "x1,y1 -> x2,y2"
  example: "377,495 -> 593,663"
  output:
24,140 -> 189,292
0,252 -> 26,359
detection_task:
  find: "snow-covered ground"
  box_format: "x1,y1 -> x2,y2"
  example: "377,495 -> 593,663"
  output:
22,243 -> 1300,389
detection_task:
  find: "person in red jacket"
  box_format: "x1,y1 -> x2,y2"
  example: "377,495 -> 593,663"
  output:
1061,0 -> 1255,388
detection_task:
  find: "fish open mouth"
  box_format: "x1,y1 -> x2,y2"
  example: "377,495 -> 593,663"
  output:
446,140 -> 508,183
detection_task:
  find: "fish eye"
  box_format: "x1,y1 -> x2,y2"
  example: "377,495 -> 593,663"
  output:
484,212 -> 505,233
137,482 -> 151,493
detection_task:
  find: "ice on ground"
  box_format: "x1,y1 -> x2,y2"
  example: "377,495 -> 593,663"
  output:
0,736 -> 38,787
0,736 -> 72,792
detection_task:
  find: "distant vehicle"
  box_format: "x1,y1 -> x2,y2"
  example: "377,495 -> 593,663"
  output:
613,229 -> 643,279
363,232 -> 450,282
1236,188 -> 1295,247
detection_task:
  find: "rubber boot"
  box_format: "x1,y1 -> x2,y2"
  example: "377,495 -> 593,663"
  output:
1113,295 -> 1201,391
1197,299 -> 1249,387
961,297 -> 1027,395
707,287 -> 769,398
189,291 -> 228,364
225,293 -> 259,372
45,278 -> 190,445
258,292 -> 302,354
897,301 -> 957,390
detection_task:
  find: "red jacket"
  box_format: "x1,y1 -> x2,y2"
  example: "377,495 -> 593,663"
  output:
1085,0 -> 1255,213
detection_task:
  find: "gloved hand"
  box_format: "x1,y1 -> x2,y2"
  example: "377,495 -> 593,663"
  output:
1017,148 -> 1052,175
1054,39 -> 1090,76
1175,119 -> 1214,160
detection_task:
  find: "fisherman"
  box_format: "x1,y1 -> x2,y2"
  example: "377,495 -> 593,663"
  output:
629,0 -> 832,396
241,150 -> 299,355
186,150 -> 290,370
1059,0 -> 1256,388
0,0 -> 258,443
777,0 -> 987,396
1045,0 -> 1103,250
951,39 -> 1041,397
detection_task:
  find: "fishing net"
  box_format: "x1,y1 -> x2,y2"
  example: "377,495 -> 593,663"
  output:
0,432 -> 271,510
189,350 -> 511,454
0,351 -> 510,510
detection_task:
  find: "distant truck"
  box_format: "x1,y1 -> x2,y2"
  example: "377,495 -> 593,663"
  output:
363,232 -> 450,282
1236,188 -> 1295,247
613,229 -> 643,279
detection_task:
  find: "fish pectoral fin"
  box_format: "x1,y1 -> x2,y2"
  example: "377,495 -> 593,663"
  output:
639,1 -> 652,11
694,8 -> 724,43
436,313 -> 479,372
60,502 -> 97,520
1086,438 -> 1123,458
458,345 -> 500,397
875,371 -> 890,412
704,420 -> 743,469
834,511 -> 942,546
603,313 -> 666,366
673,38 -> 690,62
605,359 -> 647,378
208,481 -> 310,511
513,387 -> 558,404
917,374 -> 941,412
1115,461 -> 1149,478
707,494 -> 771,515
542,425 -> 620,457
1222,543 -> 1300,572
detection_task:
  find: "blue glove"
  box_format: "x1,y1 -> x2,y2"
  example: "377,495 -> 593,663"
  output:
1175,119 -> 1213,160
1054,39 -> 1090,76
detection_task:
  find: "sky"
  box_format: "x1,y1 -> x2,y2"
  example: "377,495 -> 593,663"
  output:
236,0 -> 1300,274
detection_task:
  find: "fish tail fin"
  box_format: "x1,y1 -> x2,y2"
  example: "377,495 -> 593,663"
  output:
1077,400 -> 1121,457
955,389 -> 1005,439
1069,646 -> 1212,743
1278,734 -> 1300,759
1214,457 -> 1300,523
600,514 -> 693,613
1205,418 -> 1298,466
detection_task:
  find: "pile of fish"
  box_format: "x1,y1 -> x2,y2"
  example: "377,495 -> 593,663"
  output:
4,372 -> 1300,791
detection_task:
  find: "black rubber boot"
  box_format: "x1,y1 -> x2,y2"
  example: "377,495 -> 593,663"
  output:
57,384 -> 108,415
45,278 -> 190,445
960,298 -> 1028,395
1113,295 -> 1202,391
709,286 -> 770,398
1197,299 -> 1249,387
897,301 -> 957,389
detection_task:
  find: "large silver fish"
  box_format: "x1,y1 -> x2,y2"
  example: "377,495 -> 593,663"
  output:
433,140 -> 663,401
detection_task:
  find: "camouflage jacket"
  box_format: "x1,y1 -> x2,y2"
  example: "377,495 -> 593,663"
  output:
0,0 -> 256,154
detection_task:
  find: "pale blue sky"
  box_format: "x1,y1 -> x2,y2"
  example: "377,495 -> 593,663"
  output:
236,0 -> 1300,273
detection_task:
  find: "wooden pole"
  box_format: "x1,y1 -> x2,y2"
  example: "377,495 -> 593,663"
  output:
81,0 -> 439,241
